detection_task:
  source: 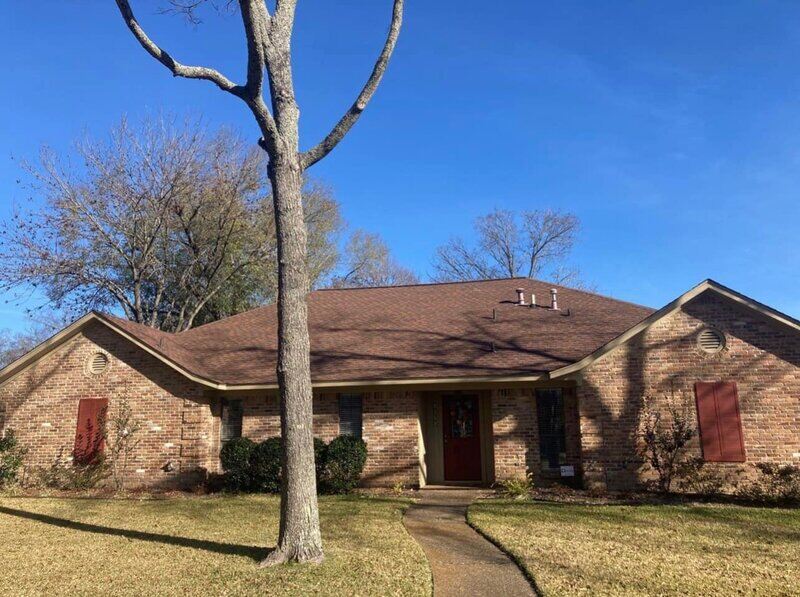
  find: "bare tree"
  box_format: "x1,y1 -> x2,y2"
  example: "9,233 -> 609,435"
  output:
639,391 -> 696,493
0,314 -> 66,369
329,230 -> 417,288
432,208 -> 590,287
111,0 -> 404,563
106,396 -> 143,492
0,116 -> 344,332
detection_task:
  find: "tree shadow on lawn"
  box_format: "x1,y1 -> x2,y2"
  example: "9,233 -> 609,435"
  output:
0,505 -> 270,562
485,502 -> 800,545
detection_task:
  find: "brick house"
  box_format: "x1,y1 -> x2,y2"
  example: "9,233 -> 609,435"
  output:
0,278 -> 797,491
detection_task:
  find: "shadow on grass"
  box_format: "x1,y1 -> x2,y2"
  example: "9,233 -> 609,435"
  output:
0,505 -> 270,562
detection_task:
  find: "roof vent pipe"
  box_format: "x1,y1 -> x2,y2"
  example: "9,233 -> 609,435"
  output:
516,288 -> 526,306
530,294 -> 536,308
550,288 -> 559,310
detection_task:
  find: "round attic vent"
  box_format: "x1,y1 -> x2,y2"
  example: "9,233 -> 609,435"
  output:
697,328 -> 725,354
87,352 -> 110,375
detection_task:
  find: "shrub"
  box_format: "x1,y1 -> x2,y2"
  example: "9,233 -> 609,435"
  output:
219,436 -> 332,494
106,397 -> 143,491
675,457 -> 738,496
323,435 -> 367,494
738,463 -> 800,504
38,448 -> 110,490
639,391 -> 696,493
314,437 -> 328,486
0,429 -> 27,487
498,474 -> 534,499
249,437 -> 283,493
220,437 -> 256,492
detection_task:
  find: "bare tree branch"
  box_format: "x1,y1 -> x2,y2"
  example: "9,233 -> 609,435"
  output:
238,0 -> 269,98
300,0 -> 404,169
431,208 -> 588,286
328,230 -> 417,288
115,0 -> 242,92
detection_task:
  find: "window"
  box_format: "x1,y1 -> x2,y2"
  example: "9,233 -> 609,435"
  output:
338,394 -> 363,438
221,400 -> 244,444
536,388 -> 567,470
74,398 -> 108,465
694,382 -> 746,462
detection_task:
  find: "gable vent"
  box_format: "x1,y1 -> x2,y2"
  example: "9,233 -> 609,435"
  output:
88,352 -> 110,375
697,328 -> 725,354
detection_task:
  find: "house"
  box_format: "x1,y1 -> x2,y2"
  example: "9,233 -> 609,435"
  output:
0,278 -> 798,491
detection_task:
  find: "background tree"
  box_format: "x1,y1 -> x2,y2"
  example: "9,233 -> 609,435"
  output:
112,0 -> 404,564
0,314 -> 66,369
0,116 -> 344,332
329,230 -> 417,288
431,208 -> 591,288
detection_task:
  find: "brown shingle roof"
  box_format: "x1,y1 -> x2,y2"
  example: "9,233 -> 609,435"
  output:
103,278 -> 654,386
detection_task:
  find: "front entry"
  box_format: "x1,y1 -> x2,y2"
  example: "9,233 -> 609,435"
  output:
442,394 -> 482,482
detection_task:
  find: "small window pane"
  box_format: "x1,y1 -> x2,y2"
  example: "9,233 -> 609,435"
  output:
339,394 -> 363,439
536,388 -> 566,470
221,400 -> 243,444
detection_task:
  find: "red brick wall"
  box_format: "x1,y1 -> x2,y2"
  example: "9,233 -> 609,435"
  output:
577,291 -> 800,491
491,388 -> 536,480
490,387 -> 581,482
0,321 -> 211,488
220,391 -> 419,487
362,390 -> 419,487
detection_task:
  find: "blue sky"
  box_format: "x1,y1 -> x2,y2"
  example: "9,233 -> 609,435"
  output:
1,1 -> 799,330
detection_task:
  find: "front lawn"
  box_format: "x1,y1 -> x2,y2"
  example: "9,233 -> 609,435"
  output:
0,495 -> 430,596
468,500 -> 800,596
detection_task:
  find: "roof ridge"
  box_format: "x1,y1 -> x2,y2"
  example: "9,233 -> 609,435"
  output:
95,312 -> 177,336
178,303 -> 274,335
315,276 -> 528,292
542,280 -> 655,311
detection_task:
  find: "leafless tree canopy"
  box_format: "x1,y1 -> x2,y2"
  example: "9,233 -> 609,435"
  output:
0,117 -> 344,332
432,208 -> 591,288
329,230 -> 417,289
0,314 -> 66,369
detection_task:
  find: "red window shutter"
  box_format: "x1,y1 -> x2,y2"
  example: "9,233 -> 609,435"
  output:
694,382 -> 745,463
74,399 -> 108,465
714,383 -> 746,462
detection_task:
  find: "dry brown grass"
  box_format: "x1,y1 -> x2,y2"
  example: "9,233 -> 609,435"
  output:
468,500 -> 800,596
0,494 -> 430,596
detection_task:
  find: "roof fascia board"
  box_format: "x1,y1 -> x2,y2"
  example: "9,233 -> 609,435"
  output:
0,313 -> 98,387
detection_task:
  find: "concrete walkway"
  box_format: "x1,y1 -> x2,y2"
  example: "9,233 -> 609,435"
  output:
403,488 -> 535,597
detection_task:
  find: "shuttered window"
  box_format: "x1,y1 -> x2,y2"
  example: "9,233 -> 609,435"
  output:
694,382 -> 746,462
536,388 -> 567,469
338,394 -> 363,438
74,399 -> 108,465
221,400 -> 244,444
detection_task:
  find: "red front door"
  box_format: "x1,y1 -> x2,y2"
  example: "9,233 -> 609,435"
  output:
442,395 -> 482,482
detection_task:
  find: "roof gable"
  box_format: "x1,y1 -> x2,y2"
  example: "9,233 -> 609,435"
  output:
549,279 -> 800,378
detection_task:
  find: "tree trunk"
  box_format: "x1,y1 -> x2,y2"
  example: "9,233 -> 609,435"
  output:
260,154 -> 324,566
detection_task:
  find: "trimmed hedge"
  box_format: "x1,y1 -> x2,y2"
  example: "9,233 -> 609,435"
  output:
249,437 -> 283,493
322,435 -> 368,495
219,437 -> 255,492
219,435 -> 367,494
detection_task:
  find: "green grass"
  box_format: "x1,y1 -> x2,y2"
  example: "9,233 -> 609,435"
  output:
0,495 -> 431,596
468,500 -> 800,597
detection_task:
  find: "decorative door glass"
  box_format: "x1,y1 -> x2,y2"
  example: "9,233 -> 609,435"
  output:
449,398 -> 475,438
